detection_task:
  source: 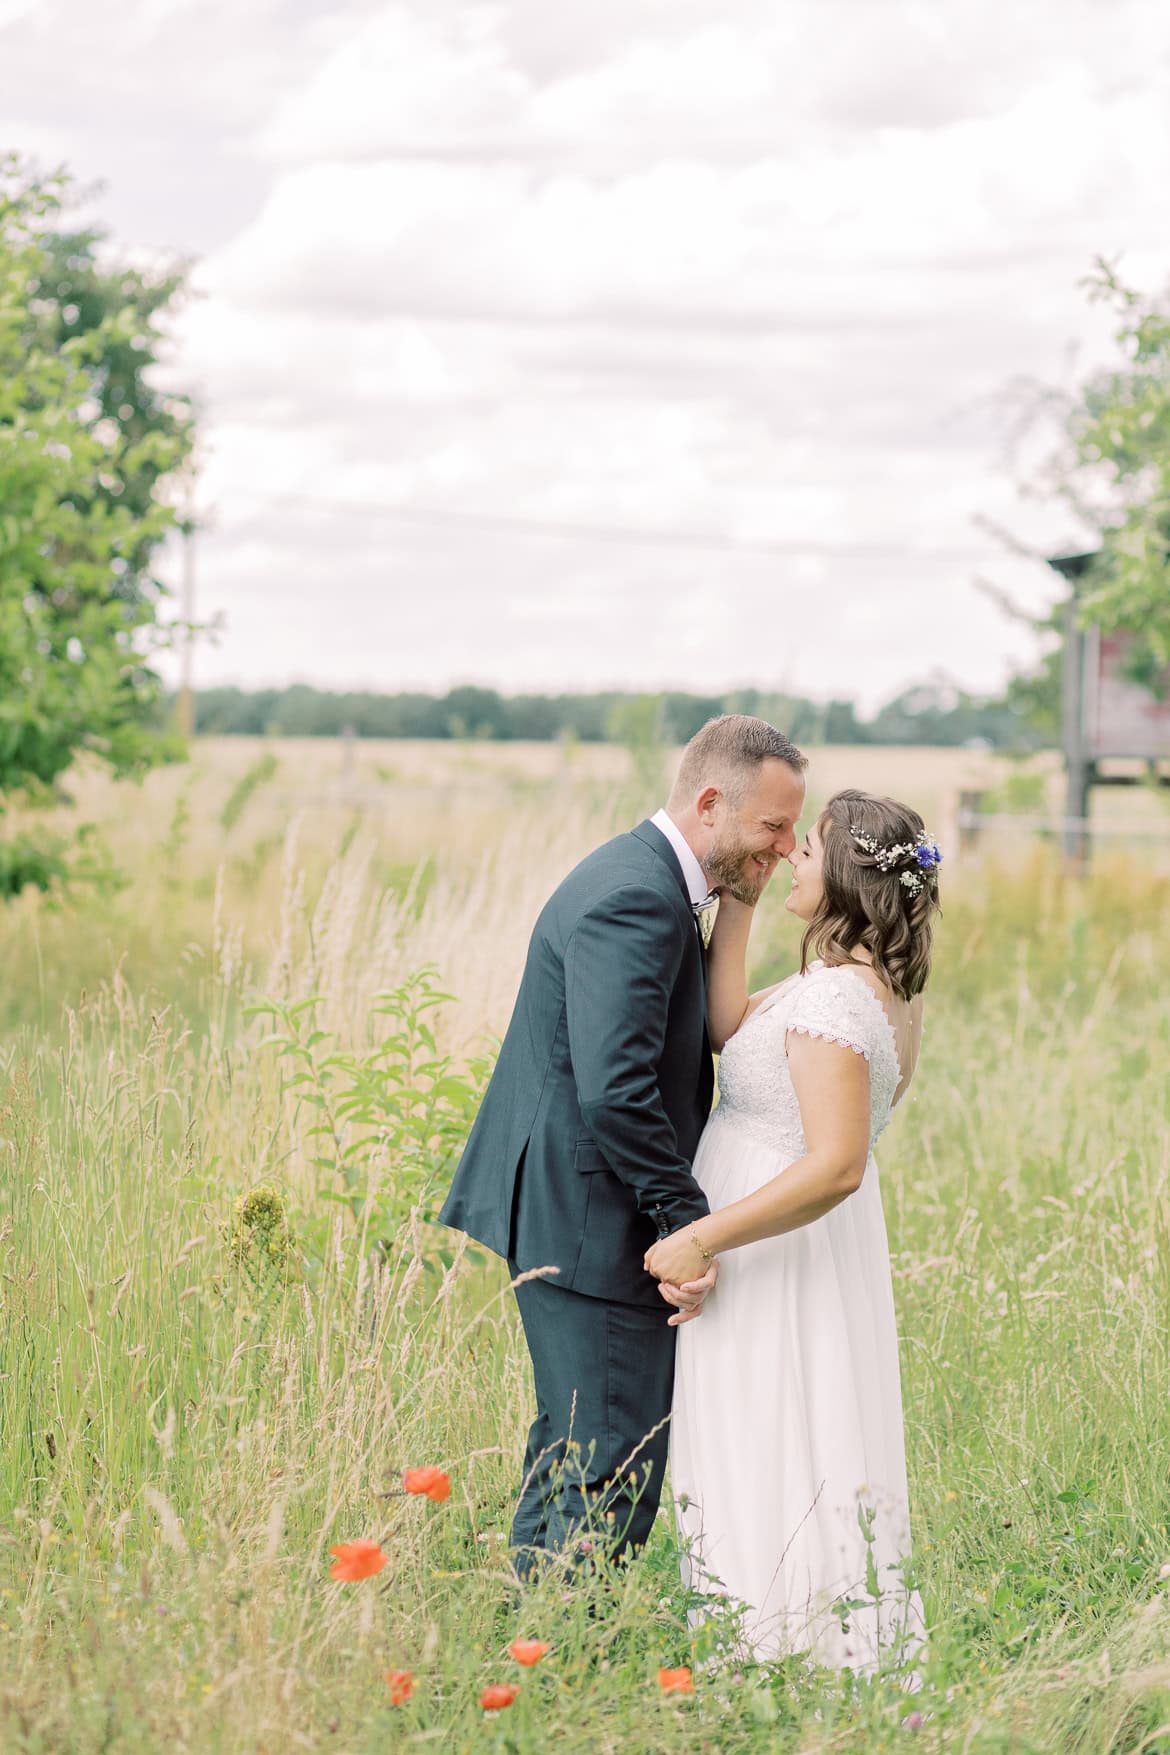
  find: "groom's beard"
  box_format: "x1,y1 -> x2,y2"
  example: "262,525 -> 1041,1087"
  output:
703,836 -> 780,905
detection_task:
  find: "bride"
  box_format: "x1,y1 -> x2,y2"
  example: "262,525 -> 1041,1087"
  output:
644,788 -> 941,1672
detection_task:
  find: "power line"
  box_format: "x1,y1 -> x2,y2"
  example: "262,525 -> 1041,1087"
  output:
216,489 -> 999,562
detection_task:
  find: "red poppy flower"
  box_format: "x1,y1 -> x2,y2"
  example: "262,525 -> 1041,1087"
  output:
328,1539 -> 388,1581
508,1639 -> 550,1666
403,1466 -> 451,1502
657,1666 -> 694,1695
480,1683 -> 520,1711
384,1670 -> 413,1706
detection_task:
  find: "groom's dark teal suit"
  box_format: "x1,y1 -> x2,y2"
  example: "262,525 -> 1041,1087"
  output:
439,818 -> 714,1571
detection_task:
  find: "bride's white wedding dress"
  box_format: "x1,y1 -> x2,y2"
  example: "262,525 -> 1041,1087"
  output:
671,960 -> 925,1671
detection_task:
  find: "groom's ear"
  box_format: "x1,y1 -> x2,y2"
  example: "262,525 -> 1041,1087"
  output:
696,785 -> 722,823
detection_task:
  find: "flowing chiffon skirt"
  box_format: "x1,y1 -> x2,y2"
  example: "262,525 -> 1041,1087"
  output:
671,1104 -> 926,1671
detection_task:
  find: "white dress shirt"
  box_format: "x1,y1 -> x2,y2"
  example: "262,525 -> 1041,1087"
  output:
649,808 -> 710,906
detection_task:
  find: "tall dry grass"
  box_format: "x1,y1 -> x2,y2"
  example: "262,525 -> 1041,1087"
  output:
0,740 -> 1168,1752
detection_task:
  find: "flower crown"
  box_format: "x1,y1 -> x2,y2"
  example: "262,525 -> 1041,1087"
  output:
848,825 -> 942,898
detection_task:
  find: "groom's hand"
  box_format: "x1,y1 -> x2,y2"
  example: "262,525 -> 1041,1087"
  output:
656,1261 -> 719,1326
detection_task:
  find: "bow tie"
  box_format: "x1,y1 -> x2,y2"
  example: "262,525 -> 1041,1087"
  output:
692,891 -> 719,949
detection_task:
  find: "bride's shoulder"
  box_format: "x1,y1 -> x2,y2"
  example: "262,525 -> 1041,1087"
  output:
783,962 -> 869,1025
814,958 -> 895,1009
803,958 -> 863,991
786,960 -> 893,1044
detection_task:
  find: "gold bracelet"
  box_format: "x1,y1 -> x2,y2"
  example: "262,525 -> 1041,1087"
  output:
690,1224 -> 715,1263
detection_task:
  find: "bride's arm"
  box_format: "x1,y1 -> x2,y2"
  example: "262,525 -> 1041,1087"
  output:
707,893 -> 794,1050
644,1033 -> 870,1281
707,892 -> 801,1051
705,894 -> 754,1050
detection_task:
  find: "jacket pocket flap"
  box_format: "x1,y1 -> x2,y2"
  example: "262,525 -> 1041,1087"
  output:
573,1139 -> 609,1174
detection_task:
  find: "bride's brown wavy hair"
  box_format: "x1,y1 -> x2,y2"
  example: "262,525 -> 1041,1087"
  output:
800,789 -> 941,1000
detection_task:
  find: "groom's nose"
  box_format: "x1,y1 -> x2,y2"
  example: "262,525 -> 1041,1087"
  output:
775,826 -> 796,858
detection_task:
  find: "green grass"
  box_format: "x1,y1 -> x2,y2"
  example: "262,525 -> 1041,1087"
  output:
1,759 -> 1169,1752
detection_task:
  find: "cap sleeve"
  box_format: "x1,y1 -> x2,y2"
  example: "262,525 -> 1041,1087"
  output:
784,967 -> 879,1061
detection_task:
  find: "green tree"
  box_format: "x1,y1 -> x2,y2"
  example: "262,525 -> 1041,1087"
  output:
0,157 -> 194,896
443,685 -> 508,740
1059,263 -> 1170,669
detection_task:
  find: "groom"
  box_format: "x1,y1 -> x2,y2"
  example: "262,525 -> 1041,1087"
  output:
440,715 -> 807,1577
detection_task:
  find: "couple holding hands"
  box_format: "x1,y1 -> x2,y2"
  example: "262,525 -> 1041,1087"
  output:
443,714 -> 939,1670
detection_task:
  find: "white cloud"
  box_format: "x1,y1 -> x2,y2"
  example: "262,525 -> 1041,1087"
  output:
4,0 -> 1170,709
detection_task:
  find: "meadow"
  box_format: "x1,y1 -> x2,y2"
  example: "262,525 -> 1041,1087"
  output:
1,736 -> 1169,1754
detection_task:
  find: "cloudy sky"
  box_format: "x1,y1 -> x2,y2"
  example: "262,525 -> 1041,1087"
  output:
4,0 -> 1170,711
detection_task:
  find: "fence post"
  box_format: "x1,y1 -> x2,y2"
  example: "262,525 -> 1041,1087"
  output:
957,790 -> 984,857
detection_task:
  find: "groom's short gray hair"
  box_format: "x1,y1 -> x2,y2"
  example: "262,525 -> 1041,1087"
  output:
670,715 -> 807,807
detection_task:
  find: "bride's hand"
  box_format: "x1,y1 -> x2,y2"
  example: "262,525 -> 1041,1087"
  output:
712,890 -> 757,922
657,1260 -> 719,1325
644,1226 -> 714,1287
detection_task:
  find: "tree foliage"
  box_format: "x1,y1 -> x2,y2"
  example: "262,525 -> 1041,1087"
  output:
1063,264 -> 1170,668
0,156 -> 194,894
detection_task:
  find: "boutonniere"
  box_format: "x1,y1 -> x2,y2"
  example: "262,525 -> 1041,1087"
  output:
692,893 -> 719,949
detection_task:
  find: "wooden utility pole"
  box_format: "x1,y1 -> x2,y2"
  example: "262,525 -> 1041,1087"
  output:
1047,551 -> 1097,868
1060,593 -> 1090,865
176,511 -> 196,742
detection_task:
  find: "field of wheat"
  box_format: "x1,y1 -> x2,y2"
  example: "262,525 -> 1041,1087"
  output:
1,737 -> 1169,1754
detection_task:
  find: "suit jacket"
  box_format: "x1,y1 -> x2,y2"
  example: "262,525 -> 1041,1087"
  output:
439,819 -> 714,1306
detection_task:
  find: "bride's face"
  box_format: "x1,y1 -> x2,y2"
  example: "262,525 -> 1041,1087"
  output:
784,822 -> 825,920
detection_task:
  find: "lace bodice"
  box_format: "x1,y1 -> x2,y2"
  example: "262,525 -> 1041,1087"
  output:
713,962 -> 902,1157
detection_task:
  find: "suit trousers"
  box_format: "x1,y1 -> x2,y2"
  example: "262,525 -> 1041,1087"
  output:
508,1264 -> 676,1579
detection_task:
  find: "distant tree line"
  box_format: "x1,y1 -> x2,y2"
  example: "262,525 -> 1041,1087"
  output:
179,677 -> 1054,750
